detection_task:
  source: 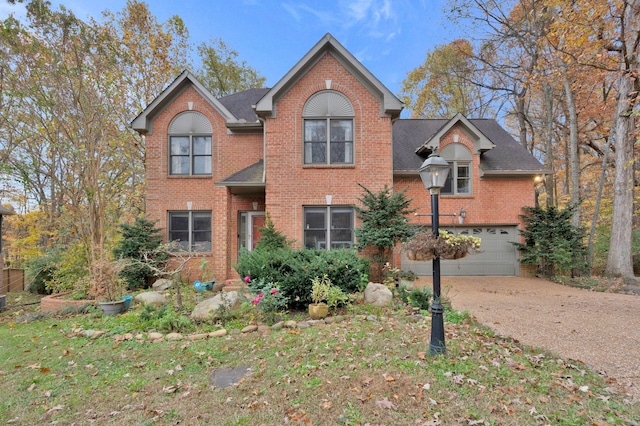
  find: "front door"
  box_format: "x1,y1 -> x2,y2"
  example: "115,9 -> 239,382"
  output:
239,211 -> 266,253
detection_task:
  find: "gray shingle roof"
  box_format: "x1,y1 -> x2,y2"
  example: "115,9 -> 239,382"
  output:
216,160 -> 264,185
393,119 -> 544,175
218,88 -> 270,122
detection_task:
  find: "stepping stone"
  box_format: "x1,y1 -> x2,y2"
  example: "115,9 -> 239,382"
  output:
210,367 -> 252,389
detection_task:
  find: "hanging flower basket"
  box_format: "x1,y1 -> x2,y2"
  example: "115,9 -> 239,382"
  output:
402,230 -> 481,260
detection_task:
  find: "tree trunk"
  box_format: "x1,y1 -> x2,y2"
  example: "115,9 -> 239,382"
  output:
605,0 -> 639,278
605,73 -> 635,277
562,69 -> 580,227
543,83 -> 555,207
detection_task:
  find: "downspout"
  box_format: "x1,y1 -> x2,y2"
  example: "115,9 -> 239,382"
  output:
258,116 -> 266,183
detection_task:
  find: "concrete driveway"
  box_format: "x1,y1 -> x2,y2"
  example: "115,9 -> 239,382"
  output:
412,275 -> 640,398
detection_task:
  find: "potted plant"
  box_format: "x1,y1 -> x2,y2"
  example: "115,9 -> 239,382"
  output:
95,260 -> 126,316
309,275 -> 331,319
399,270 -> 418,288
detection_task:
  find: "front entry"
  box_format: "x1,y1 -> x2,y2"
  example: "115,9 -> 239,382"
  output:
238,211 -> 266,253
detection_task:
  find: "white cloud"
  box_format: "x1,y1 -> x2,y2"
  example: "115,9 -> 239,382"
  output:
346,0 -> 372,21
281,2 -> 302,22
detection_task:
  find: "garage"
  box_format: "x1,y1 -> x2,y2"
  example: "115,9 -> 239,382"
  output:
402,226 -> 520,276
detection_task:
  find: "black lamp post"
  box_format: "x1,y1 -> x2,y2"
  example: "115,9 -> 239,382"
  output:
418,153 -> 450,356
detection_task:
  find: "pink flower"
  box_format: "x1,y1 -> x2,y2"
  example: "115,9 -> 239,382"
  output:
244,276 -> 251,283
226,280 -> 232,286
271,288 -> 278,295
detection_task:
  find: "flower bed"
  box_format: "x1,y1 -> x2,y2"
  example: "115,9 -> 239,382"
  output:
403,230 -> 481,260
41,292 -> 95,313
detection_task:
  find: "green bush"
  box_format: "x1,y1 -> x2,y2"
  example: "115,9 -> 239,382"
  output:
397,285 -> 432,311
25,252 -> 58,294
516,204 -> 588,277
112,218 -> 167,290
235,248 -> 369,309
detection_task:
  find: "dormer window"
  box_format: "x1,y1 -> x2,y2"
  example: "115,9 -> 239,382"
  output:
440,143 -> 472,195
303,91 -> 354,165
168,111 -> 212,176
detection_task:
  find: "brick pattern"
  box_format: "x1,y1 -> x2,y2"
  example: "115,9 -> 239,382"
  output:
145,55 -> 535,281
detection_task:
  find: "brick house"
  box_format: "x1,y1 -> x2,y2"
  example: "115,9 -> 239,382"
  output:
132,33 -> 544,281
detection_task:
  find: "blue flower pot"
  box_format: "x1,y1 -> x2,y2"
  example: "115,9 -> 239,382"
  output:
121,295 -> 133,310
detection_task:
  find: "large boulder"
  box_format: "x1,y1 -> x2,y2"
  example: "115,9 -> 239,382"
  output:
191,291 -> 241,321
152,278 -> 173,291
363,283 -> 393,307
134,291 -> 167,307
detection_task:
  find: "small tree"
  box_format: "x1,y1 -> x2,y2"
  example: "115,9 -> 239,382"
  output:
354,184 -> 416,282
112,218 -> 167,290
515,204 -> 588,278
255,214 -> 294,251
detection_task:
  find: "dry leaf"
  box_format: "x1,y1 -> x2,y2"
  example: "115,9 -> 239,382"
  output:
375,397 -> 396,410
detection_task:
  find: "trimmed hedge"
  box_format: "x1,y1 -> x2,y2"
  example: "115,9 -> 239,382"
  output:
235,248 -> 369,309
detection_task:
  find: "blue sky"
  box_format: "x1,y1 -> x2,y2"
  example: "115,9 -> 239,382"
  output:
2,0 -> 462,96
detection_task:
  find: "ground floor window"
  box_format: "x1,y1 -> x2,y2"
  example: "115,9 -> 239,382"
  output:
304,206 -> 354,249
168,211 -> 212,252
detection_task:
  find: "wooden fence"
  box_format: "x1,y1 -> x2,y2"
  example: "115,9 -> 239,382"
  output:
1,269 -> 25,294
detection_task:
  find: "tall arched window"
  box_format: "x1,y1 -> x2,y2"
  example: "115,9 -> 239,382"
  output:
440,143 -> 472,195
303,91 -> 354,165
168,111 -> 212,175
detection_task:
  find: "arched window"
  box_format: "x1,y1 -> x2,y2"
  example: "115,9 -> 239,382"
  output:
303,91 -> 354,165
168,111 -> 212,175
440,143 -> 472,195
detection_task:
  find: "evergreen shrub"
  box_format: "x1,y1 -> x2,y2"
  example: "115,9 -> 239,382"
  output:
112,218 -> 167,290
234,248 -> 369,309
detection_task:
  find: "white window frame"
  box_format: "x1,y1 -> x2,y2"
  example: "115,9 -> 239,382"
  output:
440,143 -> 472,196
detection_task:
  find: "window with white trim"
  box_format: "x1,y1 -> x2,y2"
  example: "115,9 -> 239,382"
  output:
303,91 -> 354,165
441,143 -> 472,195
168,111 -> 212,175
168,211 -> 212,252
304,206 -> 354,249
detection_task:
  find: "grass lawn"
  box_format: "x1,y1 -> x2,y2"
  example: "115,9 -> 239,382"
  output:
0,290 -> 638,425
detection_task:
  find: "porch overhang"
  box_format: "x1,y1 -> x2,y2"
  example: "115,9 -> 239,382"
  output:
215,160 -> 266,195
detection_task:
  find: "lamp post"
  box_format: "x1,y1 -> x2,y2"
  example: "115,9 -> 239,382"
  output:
418,153 -> 450,356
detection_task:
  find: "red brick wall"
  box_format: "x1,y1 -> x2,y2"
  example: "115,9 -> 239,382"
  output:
145,86 -> 263,281
263,53 -> 393,246
145,63 -> 535,281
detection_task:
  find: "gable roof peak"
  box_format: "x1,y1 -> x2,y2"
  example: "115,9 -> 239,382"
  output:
254,33 -> 402,119
130,69 -> 239,134
416,113 -> 496,156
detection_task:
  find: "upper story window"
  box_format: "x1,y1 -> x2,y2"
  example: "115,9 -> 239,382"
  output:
441,143 -> 472,195
303,91 -> 354,165
168,111 -> 212,176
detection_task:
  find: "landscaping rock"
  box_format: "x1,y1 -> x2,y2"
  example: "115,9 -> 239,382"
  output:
297,321 -> 310,329
241,325 -> 258,333
152,278 -> 173,291
271,321 -> 284,330
148,332 -> 163,340
135,291 -> 167,307
257,325 -> 270,333
209,329 -> 227,338
364,282 -> 393,306
189,333 -> 208,341
191,291 -> 240,321
284,320 -> 297,329
166,332 -> 183,341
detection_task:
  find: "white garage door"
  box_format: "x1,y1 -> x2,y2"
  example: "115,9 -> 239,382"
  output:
402,226 -> 519,276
